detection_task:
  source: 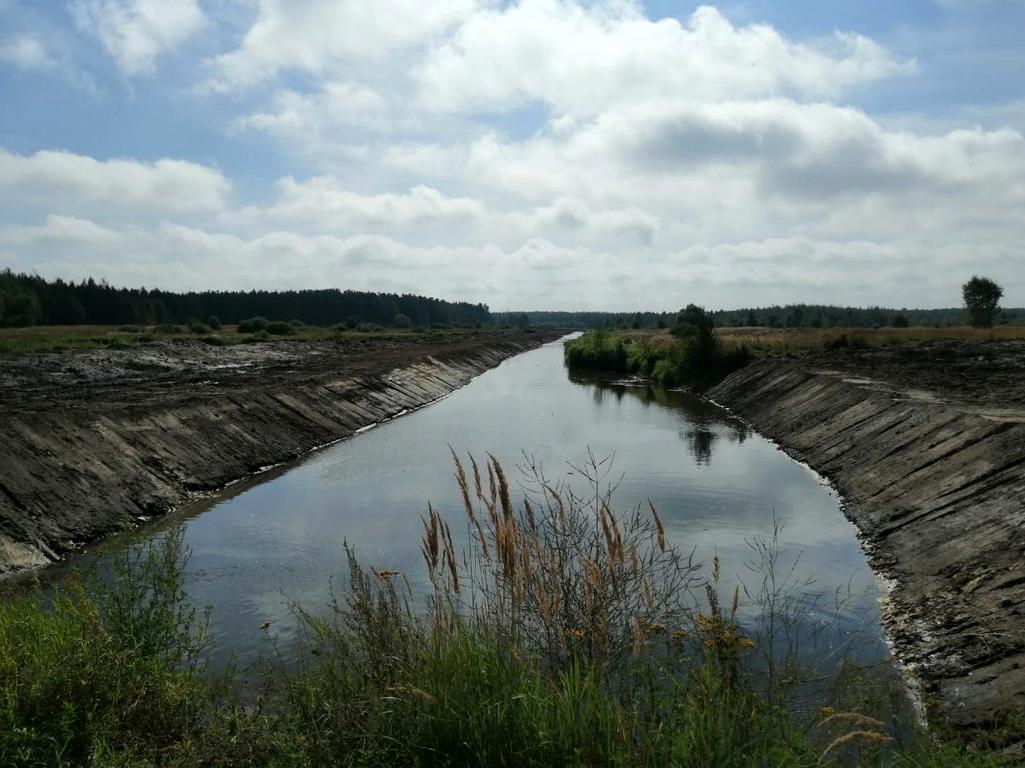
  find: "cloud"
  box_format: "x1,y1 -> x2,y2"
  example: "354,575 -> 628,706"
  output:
0,34 -> 56,70
415,3 -> 911,115
71,0 -> 204,75
206,0 -> 479,91
0,147 -> 230,213
233,175 -> 658,247
6,215 -> 1023,310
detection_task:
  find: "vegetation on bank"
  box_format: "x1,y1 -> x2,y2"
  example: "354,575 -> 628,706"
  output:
565,305 -> 751,391
0,270 -> 490,329
2,455 -> 1018,767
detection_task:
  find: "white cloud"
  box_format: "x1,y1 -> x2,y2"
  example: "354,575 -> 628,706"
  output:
234,175 -> 658,247
0,34 -> 56,70
72,0 -> 204,75
266,177 -> 487,227
206,0 -> 479,91
233,82 -> 400,140
0,148 -> 230,212
415,3 -> 911,115
6,216 -> 1023,310
4,2 -> 1024,310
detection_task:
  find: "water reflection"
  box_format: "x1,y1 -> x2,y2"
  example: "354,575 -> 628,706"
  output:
565,370 -> 751,467
40,337 -> 884,672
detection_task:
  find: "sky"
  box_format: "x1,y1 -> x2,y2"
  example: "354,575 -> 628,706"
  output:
0,1 -> 1023,311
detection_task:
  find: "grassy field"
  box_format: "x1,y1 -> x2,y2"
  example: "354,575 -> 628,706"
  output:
2,455 -> 1018,767
715,325 -> 1025,354
0,323 -> 493,354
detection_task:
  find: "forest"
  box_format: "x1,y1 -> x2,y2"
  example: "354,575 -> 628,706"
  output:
498,304 -> 1025,330
0,271 -> 491,328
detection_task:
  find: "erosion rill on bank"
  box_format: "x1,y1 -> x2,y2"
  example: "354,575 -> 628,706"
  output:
0,330 -> 559,576
708,345 -> 1025,738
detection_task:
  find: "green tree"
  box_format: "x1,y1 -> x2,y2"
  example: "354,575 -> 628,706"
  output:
962,275 -> 1003,328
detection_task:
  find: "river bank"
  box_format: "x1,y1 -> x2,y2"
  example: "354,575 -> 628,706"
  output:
709,340 -> 1025,737
0,330 -> 560,576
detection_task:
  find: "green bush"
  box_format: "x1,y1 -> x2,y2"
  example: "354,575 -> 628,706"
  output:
565,326 -> 750,392
189,320 -> 212,334
0,529 -> 209,767
236,316 -> 268,333
206,315 -> 222,330
266,320 -> 295,335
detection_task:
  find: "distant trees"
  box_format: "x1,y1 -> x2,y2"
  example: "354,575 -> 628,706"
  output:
962,276 -> 1003,328
0,270 -> 491,329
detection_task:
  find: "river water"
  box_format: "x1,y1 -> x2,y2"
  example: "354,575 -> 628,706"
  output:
64,335 -> 888,670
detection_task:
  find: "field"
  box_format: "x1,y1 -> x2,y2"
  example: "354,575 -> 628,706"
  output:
0,323 -> 491,354
714,325 -> 1025,354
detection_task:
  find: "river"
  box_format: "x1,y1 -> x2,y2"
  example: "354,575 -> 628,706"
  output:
58,335 -> 888,671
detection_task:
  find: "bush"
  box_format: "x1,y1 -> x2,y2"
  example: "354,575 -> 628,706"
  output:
189,320 -> 212,335
266,320 -> 295,335
206,315 -> 222,330
154,324 -> 183,334
237,316 -> 268,333
0,529 -> 209,767
289,319 -> 306,329
392,313 -> 413,329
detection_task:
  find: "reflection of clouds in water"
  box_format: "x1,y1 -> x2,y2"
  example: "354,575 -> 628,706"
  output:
89,342 -> 880,670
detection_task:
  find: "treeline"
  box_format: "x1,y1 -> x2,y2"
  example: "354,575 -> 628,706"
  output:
499,305 -> 1025,330
0,271 -> 491,328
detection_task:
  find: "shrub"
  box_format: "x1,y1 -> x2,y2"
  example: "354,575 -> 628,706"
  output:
237,316 -> 268,333
206,315 -> 222,330
189,320 -> 212,335
0,529 -> 209,767
154,324 -> 183,334
266,320 -> 295,335
289,319 -> 306,329
392,313 -> 413,329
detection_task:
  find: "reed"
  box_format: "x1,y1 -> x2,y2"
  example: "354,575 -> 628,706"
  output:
0,459 -> 1020,767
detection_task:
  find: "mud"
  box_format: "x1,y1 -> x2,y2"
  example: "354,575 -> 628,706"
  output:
0,330 -> 559,576
709,340 -> 1025,734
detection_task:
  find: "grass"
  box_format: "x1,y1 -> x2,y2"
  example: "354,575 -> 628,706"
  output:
0,456 -> 1019,767
0,323 -> 499,354
714,325 -> 1025,355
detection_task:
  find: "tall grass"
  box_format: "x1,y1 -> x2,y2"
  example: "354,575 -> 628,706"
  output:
0,458 -> 1019,767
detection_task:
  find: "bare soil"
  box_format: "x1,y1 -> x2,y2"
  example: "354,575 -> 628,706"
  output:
801,339 -> 1025,408
0,330 -> 560,575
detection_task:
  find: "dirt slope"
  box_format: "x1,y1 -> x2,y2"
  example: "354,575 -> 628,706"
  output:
0,331 -> 559,576
710,341 -> 1025,734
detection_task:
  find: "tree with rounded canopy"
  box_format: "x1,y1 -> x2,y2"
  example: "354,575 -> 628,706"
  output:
962,276 -> 1003,328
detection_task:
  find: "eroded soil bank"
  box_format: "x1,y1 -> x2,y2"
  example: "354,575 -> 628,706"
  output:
0,330 -> 559,576
709,340 -> 1025,734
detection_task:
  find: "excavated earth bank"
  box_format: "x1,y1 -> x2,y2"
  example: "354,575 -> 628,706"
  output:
709,340 -> 1025,734
0,330 -> 559,577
